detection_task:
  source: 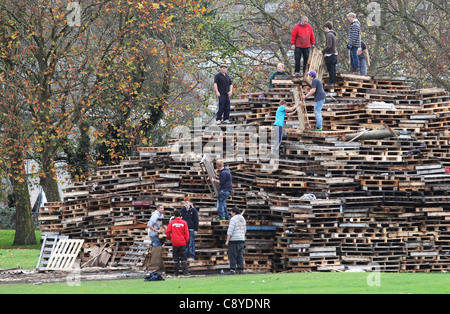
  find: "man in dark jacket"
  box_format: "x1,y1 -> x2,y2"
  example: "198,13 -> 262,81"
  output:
180,197 -> 199,260
321,21 -> 338,88
210,160 -> 233,220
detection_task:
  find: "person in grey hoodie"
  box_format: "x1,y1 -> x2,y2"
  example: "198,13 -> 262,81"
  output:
225,208 -> 246,274
321,21 -> 338,87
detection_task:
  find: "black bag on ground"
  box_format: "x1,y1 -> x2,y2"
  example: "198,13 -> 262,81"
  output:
144,271 -> 165,281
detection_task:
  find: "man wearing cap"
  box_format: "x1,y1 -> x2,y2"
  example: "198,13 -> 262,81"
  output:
214,64 -> 233,124
347,12 -> 361,74
302,70 -> 326,131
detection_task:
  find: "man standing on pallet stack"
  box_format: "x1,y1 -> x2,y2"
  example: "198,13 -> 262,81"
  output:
211,160 -> 233,220
302,70 -> 326,132
321,21 -> 338,88
347,12 -> 361,74
290,16 -> 315,76
166,210 -> 190,276
273,99 -> 300,153
214,64 -> 233,125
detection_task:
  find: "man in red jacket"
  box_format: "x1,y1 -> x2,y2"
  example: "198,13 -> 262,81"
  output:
291,16 -> 315,76
166,210 -> 190,276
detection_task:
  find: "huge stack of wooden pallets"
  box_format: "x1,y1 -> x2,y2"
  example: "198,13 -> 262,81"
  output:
39,72 -> 450,273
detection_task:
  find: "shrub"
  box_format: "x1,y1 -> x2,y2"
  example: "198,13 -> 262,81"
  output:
0,205 -> 15,229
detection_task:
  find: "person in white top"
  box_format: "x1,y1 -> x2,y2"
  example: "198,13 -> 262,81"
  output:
225,208 -> 246,274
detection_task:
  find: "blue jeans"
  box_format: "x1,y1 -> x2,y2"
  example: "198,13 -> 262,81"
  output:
314,99 -> 325,129
186,230 -> 196,259
349,47 -> 360,69
217,190 -> 231,219
150,235 -> 161,247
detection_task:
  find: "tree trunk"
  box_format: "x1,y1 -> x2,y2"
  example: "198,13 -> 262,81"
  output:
40,155 -> 61,203
11,162 -> 37,246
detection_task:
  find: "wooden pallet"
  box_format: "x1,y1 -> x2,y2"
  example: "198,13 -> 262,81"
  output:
46,239 -> 84,270
36,233 -> 69,270
118,241 -> 152,267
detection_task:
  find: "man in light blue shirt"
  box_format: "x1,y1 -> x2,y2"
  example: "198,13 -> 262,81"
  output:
273,99 -> 300,151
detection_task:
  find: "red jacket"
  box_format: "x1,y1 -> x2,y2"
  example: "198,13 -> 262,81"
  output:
291,23 -> 315,48
165,217 -> 189,246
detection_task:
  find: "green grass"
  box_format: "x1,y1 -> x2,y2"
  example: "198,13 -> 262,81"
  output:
0,230 -> 41,269
0,272 -> 449,294
0,230 -> 41,249
0,229 -> 449,294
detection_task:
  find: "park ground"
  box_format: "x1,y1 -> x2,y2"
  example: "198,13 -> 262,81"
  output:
1,230 -> 449,294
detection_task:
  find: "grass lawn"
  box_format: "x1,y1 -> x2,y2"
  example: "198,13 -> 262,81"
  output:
0,272 -> 449,294
0,230 -> 41,269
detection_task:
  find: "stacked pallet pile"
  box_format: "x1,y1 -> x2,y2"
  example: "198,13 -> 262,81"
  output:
39,72 -> 450,273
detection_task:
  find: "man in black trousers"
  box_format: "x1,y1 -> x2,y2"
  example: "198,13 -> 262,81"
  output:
214,64 -> 233,124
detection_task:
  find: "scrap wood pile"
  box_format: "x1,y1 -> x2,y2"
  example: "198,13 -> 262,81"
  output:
39,72 -> 450,273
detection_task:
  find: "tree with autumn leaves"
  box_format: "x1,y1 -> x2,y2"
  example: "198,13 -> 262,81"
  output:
0,0 -> 212,245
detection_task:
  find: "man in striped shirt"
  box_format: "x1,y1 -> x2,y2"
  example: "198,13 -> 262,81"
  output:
347,12 -> 361,74
225,208 -> 247,274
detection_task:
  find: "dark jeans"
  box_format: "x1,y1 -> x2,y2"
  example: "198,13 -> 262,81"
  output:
325,55 -> 337,84
172,245 -> 188,276
228,241 -> 245,271
217,93 -> 230,121
294,47 -> 310,74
